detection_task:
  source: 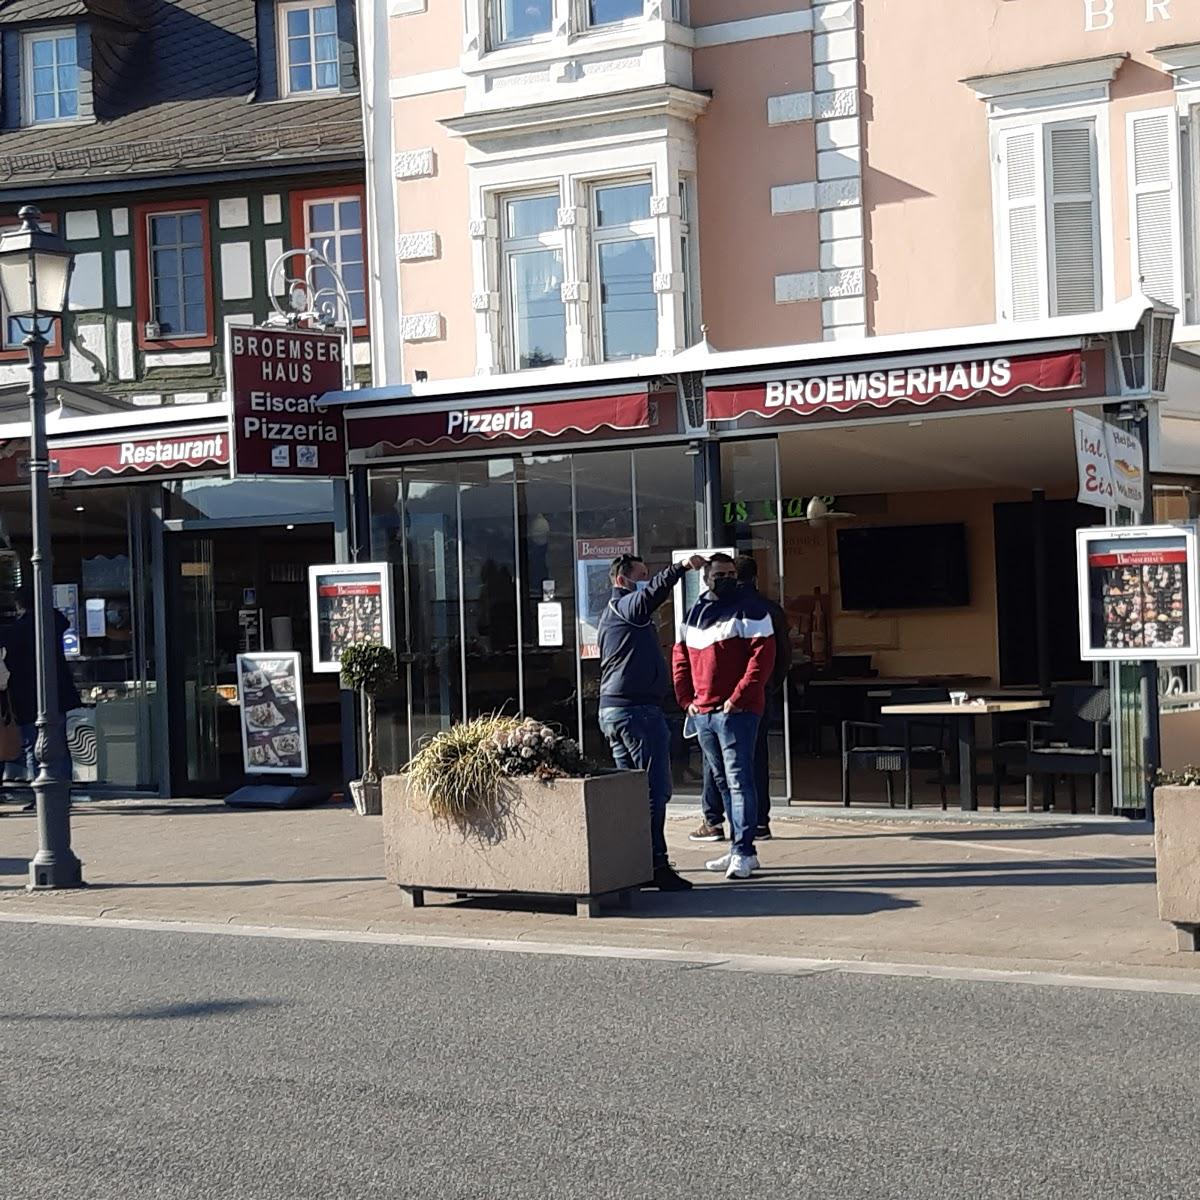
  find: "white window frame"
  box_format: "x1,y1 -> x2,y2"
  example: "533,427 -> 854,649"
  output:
578,0 -> 647,34
278,0 -> 340,99
302,194 -> 367,327
678,175 -> 699,344
23,27 -> 80,126
499,190 -> 566,371
1184,101 -> 1200,327
989,103 -> 1114,322
487,0 -> 555,50
588,177 -> 658,362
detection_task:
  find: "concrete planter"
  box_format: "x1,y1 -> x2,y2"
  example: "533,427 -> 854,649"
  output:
382,770 -> 652,917
1154,785 -> 1200,951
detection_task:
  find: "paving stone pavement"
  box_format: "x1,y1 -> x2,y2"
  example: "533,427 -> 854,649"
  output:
0,796 -> 1188,980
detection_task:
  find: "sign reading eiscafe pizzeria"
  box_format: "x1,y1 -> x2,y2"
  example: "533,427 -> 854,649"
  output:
228,326 -> 346,478
706,350 -> 1085,423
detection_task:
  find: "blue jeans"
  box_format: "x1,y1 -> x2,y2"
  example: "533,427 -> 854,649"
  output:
702,697 -> 773,829
598,705 -> 672,867
693,710 -> 760,856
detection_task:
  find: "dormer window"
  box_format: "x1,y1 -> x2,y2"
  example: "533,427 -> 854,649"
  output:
24,28 -> 79,124
279,0 -> 339,96
493,0 -> 552,47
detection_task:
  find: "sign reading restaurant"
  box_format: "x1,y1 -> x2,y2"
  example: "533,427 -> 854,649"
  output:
705,350 -> 1086,423
49,428 -> 229,480
227,327 -> 346,478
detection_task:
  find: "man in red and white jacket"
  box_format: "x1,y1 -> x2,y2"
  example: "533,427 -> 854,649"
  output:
672,553 -> 776,879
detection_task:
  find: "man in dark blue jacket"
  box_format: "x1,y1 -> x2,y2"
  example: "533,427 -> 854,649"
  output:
597,551 -> 704,891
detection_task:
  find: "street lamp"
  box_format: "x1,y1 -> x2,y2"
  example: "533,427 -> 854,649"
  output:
0,204 -> 81,889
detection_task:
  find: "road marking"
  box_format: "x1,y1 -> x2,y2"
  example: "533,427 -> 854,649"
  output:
1,910 -> 1198,997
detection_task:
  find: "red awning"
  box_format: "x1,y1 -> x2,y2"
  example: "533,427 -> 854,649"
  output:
51,428 -> 229,480
348,391 -> 655,456
706,350 -> 1086,423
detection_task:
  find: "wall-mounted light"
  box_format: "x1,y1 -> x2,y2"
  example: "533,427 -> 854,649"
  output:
1116,299 -> 1177,398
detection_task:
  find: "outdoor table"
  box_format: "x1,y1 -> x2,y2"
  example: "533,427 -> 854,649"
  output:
879,699 -> 1050,811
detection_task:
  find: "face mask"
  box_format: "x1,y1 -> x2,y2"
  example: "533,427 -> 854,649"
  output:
634,580 -> 649,592
711,577 -> 738,599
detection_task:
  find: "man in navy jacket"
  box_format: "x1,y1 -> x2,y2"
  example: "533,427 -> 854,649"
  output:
597,551 -> 704,891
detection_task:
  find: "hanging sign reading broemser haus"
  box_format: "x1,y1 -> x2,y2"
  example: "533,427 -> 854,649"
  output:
227,326 -> 346,478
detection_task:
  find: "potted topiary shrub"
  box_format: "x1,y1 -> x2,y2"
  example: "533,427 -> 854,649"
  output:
382,715 -> 652,916
1154,766 -> 1200,951
340,641 -> 397,816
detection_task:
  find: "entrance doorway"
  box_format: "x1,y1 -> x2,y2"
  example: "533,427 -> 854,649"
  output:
167,524 -> 339,794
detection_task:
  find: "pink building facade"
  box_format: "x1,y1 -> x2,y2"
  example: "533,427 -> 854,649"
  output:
335,3 -> 1197,815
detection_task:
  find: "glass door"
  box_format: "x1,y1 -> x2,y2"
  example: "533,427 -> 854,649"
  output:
171,534 -> 220,787
718,438 -> 791,804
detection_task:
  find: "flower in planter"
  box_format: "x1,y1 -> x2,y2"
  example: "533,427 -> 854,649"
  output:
1157,765 -> 1200,788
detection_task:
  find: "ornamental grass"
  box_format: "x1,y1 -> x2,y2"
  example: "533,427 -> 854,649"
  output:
407,714 -> 586,823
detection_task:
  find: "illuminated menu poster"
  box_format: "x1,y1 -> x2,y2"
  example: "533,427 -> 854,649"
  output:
1077,527 -> 1200,662
308,563 -> 395,673
237,652 -> 308,776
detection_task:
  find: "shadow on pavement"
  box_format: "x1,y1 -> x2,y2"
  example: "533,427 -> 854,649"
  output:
82,875 -> 385,890
450,887 -> 918,919
0,858 -> 28,877
4,998 -> 282,1023
756,860 -> 1156,888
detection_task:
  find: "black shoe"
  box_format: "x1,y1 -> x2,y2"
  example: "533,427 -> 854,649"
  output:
649,863 -> 693,891
755,825 -> 773,840
21,801 -> 35,812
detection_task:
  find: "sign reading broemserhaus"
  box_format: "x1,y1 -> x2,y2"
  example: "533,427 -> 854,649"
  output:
228,327 -> 347,478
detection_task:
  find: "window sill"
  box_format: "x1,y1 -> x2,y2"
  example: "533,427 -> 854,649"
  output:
22,114 -> 93,130
461,19 -> 683,76
138,334 -> 216,353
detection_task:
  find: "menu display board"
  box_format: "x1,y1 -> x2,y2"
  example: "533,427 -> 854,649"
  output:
576,537 -> 636,660
308,563 -> 394,673
236,652 -> 309,776
1076,526 -> 1200,661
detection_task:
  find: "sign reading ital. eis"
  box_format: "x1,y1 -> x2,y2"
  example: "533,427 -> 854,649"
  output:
228,327 -> 346,478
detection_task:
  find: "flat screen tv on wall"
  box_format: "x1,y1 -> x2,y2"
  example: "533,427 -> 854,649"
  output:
837,523 -> 970,610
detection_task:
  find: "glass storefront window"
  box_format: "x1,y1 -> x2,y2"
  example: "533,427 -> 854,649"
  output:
367,445 -> 701,782
164,477 -> 335,521
0,485 -> 157,790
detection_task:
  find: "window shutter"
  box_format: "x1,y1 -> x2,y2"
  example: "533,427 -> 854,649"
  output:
999,127 -> 1045,321
1128,108 -> 1181,311
1046,122 -> 1101,316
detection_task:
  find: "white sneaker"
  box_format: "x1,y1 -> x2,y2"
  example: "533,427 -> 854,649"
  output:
705,852 -> 733,872
726,854 -> 759,880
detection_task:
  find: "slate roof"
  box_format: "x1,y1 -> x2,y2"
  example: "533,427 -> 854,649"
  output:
0,0 -> 362,186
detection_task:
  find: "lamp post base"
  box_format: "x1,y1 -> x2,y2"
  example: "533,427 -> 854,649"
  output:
27,777 -> 84,890
28,849 -> 83,890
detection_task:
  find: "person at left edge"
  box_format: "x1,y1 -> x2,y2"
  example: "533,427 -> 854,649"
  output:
597,552 -> 706,892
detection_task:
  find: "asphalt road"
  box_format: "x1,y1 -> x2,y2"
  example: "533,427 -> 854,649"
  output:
2,922 -> 1198,1200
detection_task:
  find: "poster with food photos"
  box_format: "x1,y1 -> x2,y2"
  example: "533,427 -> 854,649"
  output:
1076,526 -> 1200,662
308,563 -> 394,673
237,652 -> 309,776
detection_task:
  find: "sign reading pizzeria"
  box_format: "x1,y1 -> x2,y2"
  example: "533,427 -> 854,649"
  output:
1076,526 -> 1200,662
228,326 -> 346,478
706,350 -> 1086,423
347,392 -> 655,457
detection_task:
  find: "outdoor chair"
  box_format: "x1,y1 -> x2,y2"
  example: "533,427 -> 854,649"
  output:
1023,685 -> 1112,814
841,688 -> 950,810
